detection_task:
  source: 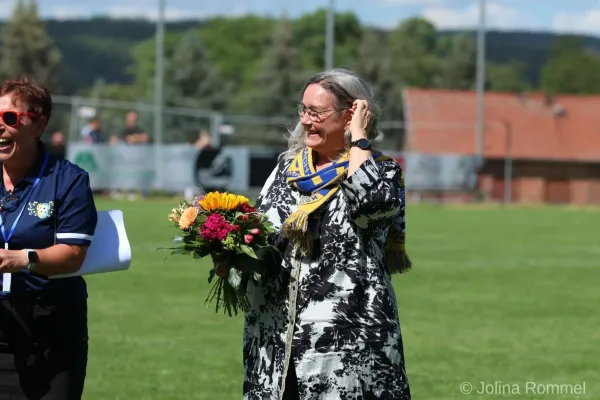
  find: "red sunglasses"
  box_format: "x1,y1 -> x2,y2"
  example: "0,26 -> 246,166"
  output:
0,111 -> 37,127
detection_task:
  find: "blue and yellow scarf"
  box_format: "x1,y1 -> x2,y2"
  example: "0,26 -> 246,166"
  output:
282,147 -> 411,274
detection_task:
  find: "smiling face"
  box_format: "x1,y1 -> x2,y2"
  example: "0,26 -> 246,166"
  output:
0,93 -> 45,166
300,83 -> 351,157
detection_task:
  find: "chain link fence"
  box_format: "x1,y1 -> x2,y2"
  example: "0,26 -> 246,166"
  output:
49,95 -> 408,150
46,95 -> 415,197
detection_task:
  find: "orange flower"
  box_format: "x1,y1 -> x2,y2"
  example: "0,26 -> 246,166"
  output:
178,206 -> 198,230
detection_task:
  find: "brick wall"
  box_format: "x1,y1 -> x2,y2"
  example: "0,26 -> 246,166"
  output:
479,159 -> 600,205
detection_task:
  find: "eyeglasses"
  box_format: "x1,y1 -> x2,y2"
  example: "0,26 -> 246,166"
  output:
0,111 -> 37,127
297,104 -> 338,123
0,191 -> 19,212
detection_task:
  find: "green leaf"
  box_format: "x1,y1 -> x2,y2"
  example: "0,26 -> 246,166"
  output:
192,251 -> 204,259
156,246 -> 180,251
240,245 -> 258,259
190,240 -> 208,249
171,249 -> 191,256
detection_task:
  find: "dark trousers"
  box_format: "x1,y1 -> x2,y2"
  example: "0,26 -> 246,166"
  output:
282,360 -> 299,400
0,299 -> 88,400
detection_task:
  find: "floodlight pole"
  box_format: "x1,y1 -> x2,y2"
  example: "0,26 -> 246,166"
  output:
153,0 -> 165,189
325,0 -> 335,70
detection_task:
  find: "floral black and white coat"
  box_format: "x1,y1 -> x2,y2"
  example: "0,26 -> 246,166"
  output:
242,155 -> 411,400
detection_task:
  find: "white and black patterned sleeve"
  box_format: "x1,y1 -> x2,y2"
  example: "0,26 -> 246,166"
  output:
339,157 -> 403,229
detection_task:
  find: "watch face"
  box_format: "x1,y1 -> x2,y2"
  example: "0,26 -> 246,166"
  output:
356,139 -> 371,150
28,251 -> 39,263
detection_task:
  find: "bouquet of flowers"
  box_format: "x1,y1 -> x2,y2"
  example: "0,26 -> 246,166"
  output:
164,192 -> 276,316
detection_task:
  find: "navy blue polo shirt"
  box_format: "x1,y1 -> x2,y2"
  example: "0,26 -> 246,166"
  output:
0,143 -> 97,303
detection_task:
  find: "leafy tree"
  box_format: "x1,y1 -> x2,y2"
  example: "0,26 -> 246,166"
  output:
386,17 -> 440,89
0,0 -> 62,92
354,28 -> 396,118
163,30 -> 230,141
293,9 -> 363,71
541,36 -> 600,94
354,28 -> 385,86
128,31 -> 182,100
436,32 -> 477,90
197,16 -> 275,91
244,16 -> 306,119
486,61 -> 529,92
165,30 -> 228,110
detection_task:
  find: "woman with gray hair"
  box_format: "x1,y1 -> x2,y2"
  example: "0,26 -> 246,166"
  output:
216,68 -> 411,399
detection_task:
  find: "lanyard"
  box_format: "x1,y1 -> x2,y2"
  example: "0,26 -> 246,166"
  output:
1,153 -> 50,250
1,153 -> 49,292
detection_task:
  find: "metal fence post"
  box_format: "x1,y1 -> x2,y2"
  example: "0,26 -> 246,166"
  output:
68,96 -> 80,142
210,113 -> 223,148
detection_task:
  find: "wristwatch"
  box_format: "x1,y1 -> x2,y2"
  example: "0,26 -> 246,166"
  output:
350,138 -> 372,150
24,249 -> 39,271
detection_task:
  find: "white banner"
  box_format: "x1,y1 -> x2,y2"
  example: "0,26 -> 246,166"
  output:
67,144 -> 480,194
66,143 -> 256,192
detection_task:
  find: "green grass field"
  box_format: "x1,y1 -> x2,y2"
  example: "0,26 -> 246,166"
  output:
82,199 -> 600,399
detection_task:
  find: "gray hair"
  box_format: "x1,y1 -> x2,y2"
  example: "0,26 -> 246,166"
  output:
281,68 -> 381,160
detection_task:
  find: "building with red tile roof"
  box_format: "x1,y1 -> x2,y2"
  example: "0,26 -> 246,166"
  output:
402,88 -> 600,204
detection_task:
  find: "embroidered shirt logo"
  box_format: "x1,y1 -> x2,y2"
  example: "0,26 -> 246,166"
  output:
28,201 -> 55,219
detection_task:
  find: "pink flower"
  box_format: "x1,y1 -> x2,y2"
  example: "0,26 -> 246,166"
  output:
244,234 -> 254,244
250,228 -> 260,236
200,213 -> 235,241
237,214 -> 249,221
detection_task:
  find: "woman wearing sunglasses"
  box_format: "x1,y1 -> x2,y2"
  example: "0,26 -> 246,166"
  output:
0,76 -> 97,399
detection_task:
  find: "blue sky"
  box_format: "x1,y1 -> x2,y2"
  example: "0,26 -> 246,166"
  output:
5,0 -> 600,36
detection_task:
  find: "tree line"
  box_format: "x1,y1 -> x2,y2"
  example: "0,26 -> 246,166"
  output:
2,1 -> 600,140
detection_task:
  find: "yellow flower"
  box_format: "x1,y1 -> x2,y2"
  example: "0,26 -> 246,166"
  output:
178,206 -> 199,230
198,192 -> 249,212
